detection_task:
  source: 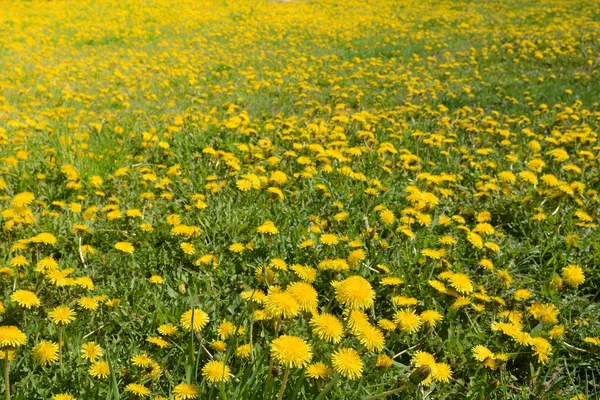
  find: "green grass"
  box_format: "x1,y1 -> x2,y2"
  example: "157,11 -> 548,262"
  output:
0,0 -> 599,398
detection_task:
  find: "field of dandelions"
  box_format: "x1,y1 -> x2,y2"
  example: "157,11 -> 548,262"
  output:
0,0 -> 599,399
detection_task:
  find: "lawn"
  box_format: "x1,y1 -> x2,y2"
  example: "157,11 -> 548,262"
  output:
0,0 -> 599,398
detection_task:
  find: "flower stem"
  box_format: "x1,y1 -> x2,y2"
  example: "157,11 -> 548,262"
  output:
315,373 -> 339,400
249,311 -> 254,360
364,384 -> 409,400
277,366 -> 290,400
58,326 -> 63,375
4,350 -> 10,400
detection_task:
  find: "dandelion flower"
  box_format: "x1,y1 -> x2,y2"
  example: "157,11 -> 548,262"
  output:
235,344 -> 252,359
48,306 -> 76,325
331,348 -> 363,380
514,289 -> 533,301
11,192 -> 35,207
78,297 -> 99,310
333,275 -> 375,310
81,342 -> 104,362
257,220 -> 279,234
10,290 -> 41,309
157,323 -> 178,336
89,360 -> 110,379
472,345 -> 494,361
287,282 -> 318,312
376,354 -> 393,368
52,395 -> 76,400
270,335 -> 312,368
432,362 -> 452,383
448,273 -> 473,294
305,362 -> 332,379
0,326 -> 27,348
32,340 -> 59,366
561,265 -> 585,287
147,336 -> 169,348
420,310 -> 443,328
180,309 -> 210,332
530,337 -> 552,364
114,242 -> 134,254
124,383 -> 151,397
394,309 -> 422,333
310,313 -> 344,343
356,324 -> 385,352
10,256 -> 29,268
201,360 -> 233,383
319,234 -> 339,245
411,351 -> 436,368
173,382 -> 201,399
264,292 -> 300,319
381,277 -> 404,286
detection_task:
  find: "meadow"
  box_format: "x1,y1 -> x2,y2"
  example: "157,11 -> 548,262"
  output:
0,0 -> 599,398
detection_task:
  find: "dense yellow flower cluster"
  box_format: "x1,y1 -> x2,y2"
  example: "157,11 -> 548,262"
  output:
0,0 -> 598,398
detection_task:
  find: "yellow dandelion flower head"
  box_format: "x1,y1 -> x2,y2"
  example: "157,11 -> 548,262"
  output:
380,277 -> 404,286
376,354 -> 393,368
48,306 -> 76,325
229,242 -> 245,253
235,344 -> 252,359
411,351 -> 436,369
52,394 -> 77,400
0,326 -> 27,348
30,232 -> 57,245
89,360 -> 110,379
157,323 -> 178,336
290,264 -> 317,283
287,282 -> 318,312
377,319 -> 397,331
124,383 -> 151,397
114,242 -> 134,254
210,339 -> 227,352
81,342 -> 104,362
319,233 -> 339,245
431,362 -> 453,383
32,340 -> 59,366
310,313 -> 344,344
10,255 -> 29,268
11,192 -> 35,208
333,275 -> 375,310
392,296 -> 419,307
36,257 -> 58,273
270,335 -> 313,368
356,324 -> 385,352
420,310 -> 444,328
561,264 -> 585,287
10,290 -> 41,309
147,336 -> 169,348
180,309 -> 210,332
447,272 -> 474,294
331,348 -> 363,380
201,360 -> 233,384
472,345 -> 495,362
514,289 -> 533,301
264,291 -> 300,319
77,295 -> 99,310
257,220 -> 279,234
394,309 -> 423,333
131,353 -> 152,367
345,310 -> 371,335
270,258 -> 288,271
305,362 -> 332,379
173,382 -> 201,399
